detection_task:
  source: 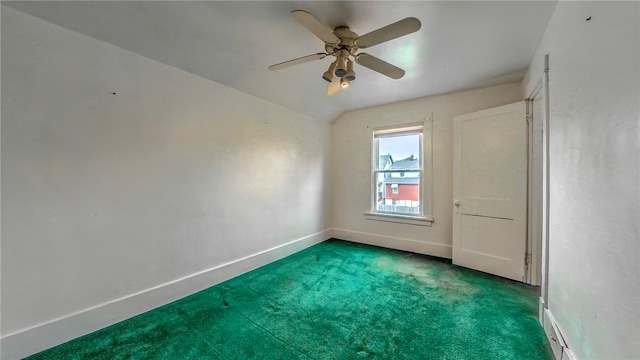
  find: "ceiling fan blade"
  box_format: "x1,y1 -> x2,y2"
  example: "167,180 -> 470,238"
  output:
356,17 -> 421,49
355,53 -> 405,79
268,53 -> 327,71
327,76 -> 341,96
291,10 -> 340,45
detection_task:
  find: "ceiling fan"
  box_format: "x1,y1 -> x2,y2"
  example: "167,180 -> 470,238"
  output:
268,10 -> 421,96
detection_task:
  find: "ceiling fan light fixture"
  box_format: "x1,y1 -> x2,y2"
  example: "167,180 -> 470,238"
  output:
340,77 -> 350,88
344,59 -> 356,81
335,54 -> 348,77
322,61 -> 337,82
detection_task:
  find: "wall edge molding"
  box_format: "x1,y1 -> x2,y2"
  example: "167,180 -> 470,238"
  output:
1,229 -> 332,360
332,228 -> 452,259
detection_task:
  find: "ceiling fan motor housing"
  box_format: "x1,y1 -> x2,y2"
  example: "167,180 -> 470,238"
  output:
325,26 -> 359,55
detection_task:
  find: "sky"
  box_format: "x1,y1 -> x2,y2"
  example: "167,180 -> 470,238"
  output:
378,134 -> 419,161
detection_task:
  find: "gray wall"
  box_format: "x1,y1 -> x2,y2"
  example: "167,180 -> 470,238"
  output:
1,7 -> 331,356
524,2 -> 640,359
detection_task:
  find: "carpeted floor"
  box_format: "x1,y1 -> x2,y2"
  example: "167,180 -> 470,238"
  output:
26,239 -> 552,359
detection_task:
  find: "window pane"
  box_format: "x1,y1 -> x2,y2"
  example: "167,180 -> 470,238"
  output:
373,128 -> 423,216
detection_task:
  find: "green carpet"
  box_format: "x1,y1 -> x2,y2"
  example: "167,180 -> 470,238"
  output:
26,239 -> 552,359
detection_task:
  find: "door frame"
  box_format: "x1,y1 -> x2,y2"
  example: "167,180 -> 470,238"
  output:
526,55 -> 550,317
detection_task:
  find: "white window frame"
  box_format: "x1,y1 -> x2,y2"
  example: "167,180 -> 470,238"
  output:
365,119 -> 433,226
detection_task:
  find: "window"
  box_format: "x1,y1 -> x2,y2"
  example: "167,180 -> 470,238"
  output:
366,121 -> 433,226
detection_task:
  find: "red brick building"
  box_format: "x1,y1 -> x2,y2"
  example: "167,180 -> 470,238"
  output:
385,180 -> 419,201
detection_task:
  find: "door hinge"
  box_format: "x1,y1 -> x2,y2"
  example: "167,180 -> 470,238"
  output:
525,253 -> 532,265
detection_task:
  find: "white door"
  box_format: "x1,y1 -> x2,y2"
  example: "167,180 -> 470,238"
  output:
452,101 -> 528,282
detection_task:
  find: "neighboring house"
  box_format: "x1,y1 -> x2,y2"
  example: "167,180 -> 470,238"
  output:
378,154 -> 393,170
385,176 -> 419,204
380,155 -> 420,213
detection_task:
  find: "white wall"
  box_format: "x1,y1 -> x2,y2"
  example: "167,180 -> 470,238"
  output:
331,84 -> 523,257
524,2 -> 639,359
1,7 -> 331,357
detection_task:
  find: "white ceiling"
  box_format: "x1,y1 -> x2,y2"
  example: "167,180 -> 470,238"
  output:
5,1 -> 557,123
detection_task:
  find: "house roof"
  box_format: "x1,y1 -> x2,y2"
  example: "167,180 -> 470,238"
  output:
378,154 -> 393,170
388,156 -> 419,171
385,177 -> 420,185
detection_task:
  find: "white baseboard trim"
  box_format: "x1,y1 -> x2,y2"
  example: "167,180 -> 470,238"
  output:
332,228 -> 452,259
1,229 -> 332,360
539,297 -> 546,327
561,348 -> 577,360
543,308 -> 577,360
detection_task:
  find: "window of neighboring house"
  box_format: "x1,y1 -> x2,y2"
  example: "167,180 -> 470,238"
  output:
367,121 -> 433,226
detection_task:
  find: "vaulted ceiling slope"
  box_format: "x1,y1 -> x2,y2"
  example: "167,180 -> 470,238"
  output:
4,1 -> 558,123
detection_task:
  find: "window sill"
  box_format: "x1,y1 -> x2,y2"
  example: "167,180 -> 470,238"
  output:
364,212 -> 433,227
